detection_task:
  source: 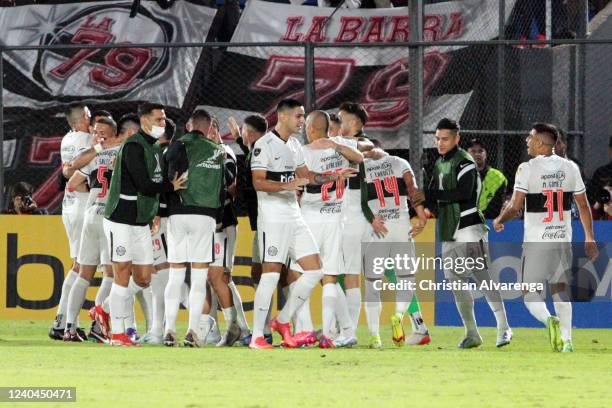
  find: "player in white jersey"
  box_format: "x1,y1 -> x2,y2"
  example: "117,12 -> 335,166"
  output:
494,123 -> 598,352
360,146 -> 431,348
336,102 -> 376,331
63,117 -> 122,342
248,99 -> 357,349
49,103 -> 92,340
289,111 -> 363,348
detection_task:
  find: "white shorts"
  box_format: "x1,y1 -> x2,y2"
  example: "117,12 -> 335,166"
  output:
151,217 -> 169,266
211,225 -> 237,271
62,211 -> 85,259
77,219 -> 109,266
257,218 -> 319,264
362,221 -> 416,280
102,218 -> 153,265
167,214 -> 215,264
341,212 -> 369,275
290,221 -> 342,275
252,233 -> 261,264
521,245 -> 572,285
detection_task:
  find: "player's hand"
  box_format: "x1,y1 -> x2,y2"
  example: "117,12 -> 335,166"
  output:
585,241 -> 599,261
172,171 -> 188,191
336,168 -> 358,179
364,148 -> 387,160
284,178 -> 309,191
411,217 -> 427,237
493,218 -> 504,232
151,216 -> 161,235
309,138 -> 336,150
371,215 -> 388,238
228,117 -> 241,141
207,119 -> 222,144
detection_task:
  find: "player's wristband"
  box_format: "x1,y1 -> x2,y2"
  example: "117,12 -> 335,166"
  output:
93,143 -> 103,154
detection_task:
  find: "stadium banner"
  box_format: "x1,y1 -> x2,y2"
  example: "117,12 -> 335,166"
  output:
435,220 -> 612,328
0,215 -> 435,325
196,0 -> 517,149
0,1 -> 215,109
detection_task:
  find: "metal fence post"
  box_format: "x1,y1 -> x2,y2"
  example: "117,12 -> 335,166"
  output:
575,0 -> 588,165
497,0 -> 506,172
304,41 -> 316,113
409,0 -> 424,188
0,47 -> 4,211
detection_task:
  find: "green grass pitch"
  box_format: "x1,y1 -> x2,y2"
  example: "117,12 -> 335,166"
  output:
0,320 -> 610,408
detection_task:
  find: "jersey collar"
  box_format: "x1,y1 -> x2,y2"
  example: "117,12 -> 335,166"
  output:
442,145 -> 459,161
272,129 -> 288,143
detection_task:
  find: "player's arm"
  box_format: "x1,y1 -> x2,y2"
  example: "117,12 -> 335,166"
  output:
426,160 -> 476,203
493,189 -> 525,232
252,170 -> 307,192
309,138 -> 363,163
296,164 -> 358,185
356,138 -> 374,152
66,169 -> 88,192
403,171 -> 427,236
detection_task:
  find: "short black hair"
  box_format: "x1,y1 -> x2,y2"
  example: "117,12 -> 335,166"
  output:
190,109 -> 212,127
436,118 -> 460,132
138,102 -> 164,118
90,110 -> 112,125
117,113 -> 140,134
276,99 -> 303,113
165,117 -> 176,140
339,102 -> 368,125
244,114 -> 268,134
329,113 -> 341,125
532,122 -> 559,144
467,138 -> 484,149
94,116 -> 117,135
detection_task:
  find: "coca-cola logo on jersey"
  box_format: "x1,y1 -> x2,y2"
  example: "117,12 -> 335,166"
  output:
29,4 -> 172,101
541,226 -> 567,240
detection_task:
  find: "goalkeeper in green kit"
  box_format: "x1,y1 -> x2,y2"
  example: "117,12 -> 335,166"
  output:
425,119 -> 512,348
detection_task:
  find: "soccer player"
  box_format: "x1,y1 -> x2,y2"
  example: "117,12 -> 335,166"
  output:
230,114 -> 271,344
360,143 -> 431,348
50,103 -> 92,340
163,109 -> 225,347
98,103 -> 186,347
493,123 -> 599,352
63,117 -> 123,342
426,118 -> 512,349
249,99 -> 356,349
336,102 -> 375,332
292,110 -> 363,348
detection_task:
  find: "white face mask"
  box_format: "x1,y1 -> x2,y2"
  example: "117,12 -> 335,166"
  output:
149,125 -> 165,139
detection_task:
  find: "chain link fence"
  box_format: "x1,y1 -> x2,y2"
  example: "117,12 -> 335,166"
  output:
2,2 -> 612,217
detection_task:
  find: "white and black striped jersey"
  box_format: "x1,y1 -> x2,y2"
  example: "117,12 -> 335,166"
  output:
250,130 -> 305,222
60,130 -> 91,215
78,145 -> 120,222
514,155 -> 585,243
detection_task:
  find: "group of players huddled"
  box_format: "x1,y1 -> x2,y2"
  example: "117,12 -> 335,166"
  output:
48,98 -> 598,351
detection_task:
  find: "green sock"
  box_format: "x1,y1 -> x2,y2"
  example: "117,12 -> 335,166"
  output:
337,274 -> 345,291
384,267 -> 397,284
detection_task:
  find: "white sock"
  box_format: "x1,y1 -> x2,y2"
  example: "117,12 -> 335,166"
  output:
287,282 -> 297,328
278,271 -> 322,324
222,307 -> 237,325
253,282 -> 272,335
450,278 -> 479,337
188,268 -> 208,333
150,269 -> 168,337
322,283 -> 337,337
334,283 -> 355,338
473,269 -> 510,331
164,267 -> 186,334
228,281 -> 250,332
395,276 -> 414,315
102,296 -> 110,314
128,277 -> 148,331
65,277 -> 89,330
345,287 -> 361,331
95,276 -> 113,307
294,297 -> 313,333
109,283 -> 129,334
364,280 -> 381,337
554,301 -> 572,341
199,314 -> 213,340
56,269 -> 78,328
180,282 -> 190,309
209,289 -> 220,336
524,292 -> 551,325
252,272 -> 279,338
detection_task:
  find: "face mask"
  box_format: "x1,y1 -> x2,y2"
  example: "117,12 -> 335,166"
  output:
149,125 -> 165,139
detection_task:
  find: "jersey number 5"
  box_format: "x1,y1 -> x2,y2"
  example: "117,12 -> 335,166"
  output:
97,165 -> 109,199
542,189 -> 564,222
